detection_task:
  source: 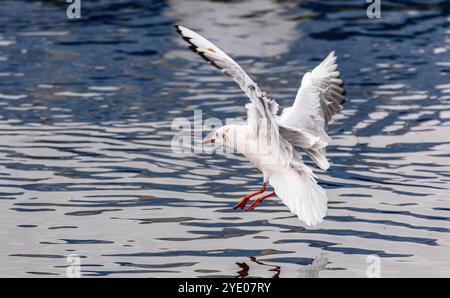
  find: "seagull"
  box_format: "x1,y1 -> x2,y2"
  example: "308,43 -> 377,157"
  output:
175,25 -> 346,226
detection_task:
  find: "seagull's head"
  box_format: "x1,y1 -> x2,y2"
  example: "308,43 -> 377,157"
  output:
203,125 -> 240,149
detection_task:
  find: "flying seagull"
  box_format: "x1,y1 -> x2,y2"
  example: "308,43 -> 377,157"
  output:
175,25 -> 346,226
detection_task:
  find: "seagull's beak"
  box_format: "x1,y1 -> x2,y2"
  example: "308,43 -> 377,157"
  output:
203,138 -> 216,145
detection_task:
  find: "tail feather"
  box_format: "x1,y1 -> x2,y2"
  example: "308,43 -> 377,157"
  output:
269,167 -> 328,227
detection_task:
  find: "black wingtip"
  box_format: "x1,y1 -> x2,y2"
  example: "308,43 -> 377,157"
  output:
174,25 -> 224,72
174,25 -> 182,34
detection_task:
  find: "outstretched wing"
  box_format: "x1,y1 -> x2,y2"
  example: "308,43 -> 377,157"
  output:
281,51 -> 345,132
175,25 -> 274,122
279,51 -> 346,170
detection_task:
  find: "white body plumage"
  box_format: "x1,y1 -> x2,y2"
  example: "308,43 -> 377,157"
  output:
176,25 -> 346,226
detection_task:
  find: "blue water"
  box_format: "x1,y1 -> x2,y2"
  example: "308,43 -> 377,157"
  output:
0,0 -> 449,277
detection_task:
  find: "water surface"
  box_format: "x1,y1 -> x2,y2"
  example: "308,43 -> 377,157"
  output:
0,0 -> 450,277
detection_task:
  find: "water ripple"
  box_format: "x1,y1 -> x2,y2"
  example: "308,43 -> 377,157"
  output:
1,0 -> 450,277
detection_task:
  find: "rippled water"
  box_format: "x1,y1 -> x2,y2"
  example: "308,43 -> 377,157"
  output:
1,0 -> 450,277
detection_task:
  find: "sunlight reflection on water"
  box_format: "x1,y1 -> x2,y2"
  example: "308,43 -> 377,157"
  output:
0,0 -> 449,277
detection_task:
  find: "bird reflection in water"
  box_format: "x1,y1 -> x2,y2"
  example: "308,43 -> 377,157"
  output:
236,257 -> 281,278
236,254 -> 329,278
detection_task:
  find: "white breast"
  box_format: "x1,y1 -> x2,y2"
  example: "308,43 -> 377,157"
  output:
233,125 -> 288,177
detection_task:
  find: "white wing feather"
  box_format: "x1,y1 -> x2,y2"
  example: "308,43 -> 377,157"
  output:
175,25 -> 273,122
280,51 -> 346,170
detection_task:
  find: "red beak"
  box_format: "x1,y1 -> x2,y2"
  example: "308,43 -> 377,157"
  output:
203,138 -> 216,145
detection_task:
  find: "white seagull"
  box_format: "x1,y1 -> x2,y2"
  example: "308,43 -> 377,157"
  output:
175,25 -> 346,226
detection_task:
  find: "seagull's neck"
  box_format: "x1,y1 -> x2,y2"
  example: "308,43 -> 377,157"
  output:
230,125 -> 269,162
224,124 -> 253,153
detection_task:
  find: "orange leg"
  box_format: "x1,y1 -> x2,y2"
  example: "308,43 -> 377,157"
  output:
234,182 -> 267,210
246,191 -> 276,211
